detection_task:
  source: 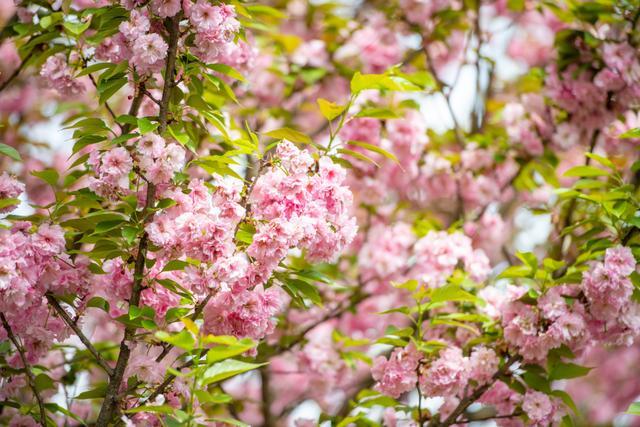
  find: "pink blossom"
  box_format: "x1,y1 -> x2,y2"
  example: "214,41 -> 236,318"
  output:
40,54 -> 85,95
372,344 -> 422,398
522,390 -> 556,425
150,0 -> 181,18
203,285 -> 287,341
419,346 -> 469,398
0,172 -> 24,213
469,347 -> 499,384
604,246 -> 636,277
130,33 -> 168,74
119,9 -> 149,41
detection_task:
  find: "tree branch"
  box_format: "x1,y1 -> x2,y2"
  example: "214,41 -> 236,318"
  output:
95,14 -> 181,426
0,313 -> 47,426
0,52 -> 32,93
261,367 -> 275,427
46,293 -> 114,376
432,354 -> 522,427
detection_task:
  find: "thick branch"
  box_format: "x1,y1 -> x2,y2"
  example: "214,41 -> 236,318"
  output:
0,313 -> 47,426
261,367 -> 275,427
46,293 -> 114,376
95,14 -> 181,426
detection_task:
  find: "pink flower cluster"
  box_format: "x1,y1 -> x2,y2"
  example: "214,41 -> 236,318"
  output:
96,10 -> 167,74
248,141 -> 357,282
373,345 -> 499,400
203,285 -> 287,342
0,222 -> 91,364
0,172 -> 24,213
189,1 -> 241,64
358,221 -> 415,289
502,94 -> 552,156
146,176 -> 243,264
372,344 -> 421,398
88,146 -> 133,198
40,54 -> 85,96
137,134 -> 186,185
502,246 -> 638,361
411,230 -> 491,286
502,285 -> 589,362
583,246 -> 637,325
336,13 -> 403,73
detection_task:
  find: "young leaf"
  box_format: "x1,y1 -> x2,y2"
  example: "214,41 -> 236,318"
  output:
201,359 -> 267,385
317,98 -> 346,121
264,127 -> 311,144
0,143 -> 21,161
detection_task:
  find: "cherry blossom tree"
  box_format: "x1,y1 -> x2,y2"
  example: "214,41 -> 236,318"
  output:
1,0 -> 640,426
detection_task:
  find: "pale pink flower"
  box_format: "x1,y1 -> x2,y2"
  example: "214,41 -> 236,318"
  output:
151,0 -> 181,18
130,33 -> 168,74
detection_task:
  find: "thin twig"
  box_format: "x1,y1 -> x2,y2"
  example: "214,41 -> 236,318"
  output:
0,313 -> 47,426
433,354 -> 522,427
0,52 -> 33,93
46,293 -> 114,376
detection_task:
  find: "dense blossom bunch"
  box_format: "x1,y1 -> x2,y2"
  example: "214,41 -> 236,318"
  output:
0,220 -> 90,363
2,0 -> 640,426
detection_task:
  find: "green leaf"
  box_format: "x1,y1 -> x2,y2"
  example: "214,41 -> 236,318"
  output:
34,374 -> 54,392
193,389 -> 233,404
551,390 -> 578,414
63,20 -> 91,36
626,402 -> 640,416
564,165 -> 609,178
137,117 -> 159,135
31,169 -> 59,187
87,296 -> 110,312
282,278 -> 322,306
350,72 -> 420,94
317,98 -> 346,121
94,219 -> 126,234
354,107 -> 400,119
347,140 -> 399,163
207,63 -> 245,81
201,359 -> 267,386
516,251 -> 538,270
121,226 -> 138,244
155,329 -> 195,351
0,198 -> 20,210
429,284 -> 479,305
337,148 -> 380,167
497,265 -> 533,279
264,127 -> 311,144
163,260 -> 190,272
125,405 -> 175,414
619,128 -> 640,139
0,143 -> 21,161
584,153 -> 614,169
74,385 -> 107,399
206,338 -> 256,364
76,62 -> 113,77
549,362 -> 592,380
209,418 -> 249,427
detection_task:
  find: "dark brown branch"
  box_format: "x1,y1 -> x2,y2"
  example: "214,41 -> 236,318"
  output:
95,14 -> 181,426
153,293 -> 212,363
432,354 -> 522,427
0,52 -> 32,93
261,367 -> 275,427
0,313 -> 47,426
458,410 -> 523,423
46,293 -> 114,376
